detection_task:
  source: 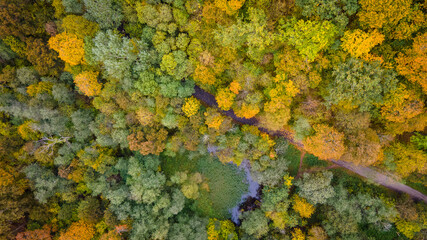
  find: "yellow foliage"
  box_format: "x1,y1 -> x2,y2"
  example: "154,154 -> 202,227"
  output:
17,121 -> 41,141
136,108 -> 154,126
193,65 -> 216,85
74,71 -> 102,97
59,221 -> 95,240
389,143 -> 427,177
235,103 -> 260,119
216,88 -> 235,111
396,32 -> 427,93
303,124 -> 346,160
265,211 -> 288,230
207,218 -> 238,240
291,228 -> 305,240
381,84 -> 424,123
341,29 -> 384,58
26,81 -> 53,97
214,0 -> 245,15
229,81 -> 241,94
49,32 -> 85,66
62,15 -> 99,38
395,219 -> 422,239
204,109 -> 225,130
358,0 -> 411,29
182,97 -> 201,117
283,174 -> 294,188
293,195 -> 315,218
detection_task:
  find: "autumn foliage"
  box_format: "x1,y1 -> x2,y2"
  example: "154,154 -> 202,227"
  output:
74,71 -> 102,97
58,221 -> 95,240
48,32 -> 85,66
303,124 -> 345,160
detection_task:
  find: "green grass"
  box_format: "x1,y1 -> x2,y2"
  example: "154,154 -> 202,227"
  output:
284,144 -> 301,177
303,153 -> 328,168
161,151 -> 248,219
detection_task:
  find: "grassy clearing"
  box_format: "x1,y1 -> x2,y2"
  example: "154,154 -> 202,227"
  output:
161,151 -> 248,219
284,144 -> 301,177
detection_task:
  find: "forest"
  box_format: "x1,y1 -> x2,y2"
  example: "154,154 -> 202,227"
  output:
0,0 -> 426,239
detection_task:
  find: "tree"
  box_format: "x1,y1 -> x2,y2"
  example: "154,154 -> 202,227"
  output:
358,0 -> 424,39
307,226 -> 328,240
341,29 -> 384,58
278,17 -> 338,61
303,124 -> 345,160
216,88 -> 235,111
61,15 -> 99,39
295,171 -> 335,205
388,143 -> 427,177
395,32 -> 427,93
16,226 -> 51,240
48,32 -> 85,66
327,58 -> 397,112
0,0 -> 53,39
341,129 -> 382,166
74,71 -> 102,97
59,221 -> 95,240
83,0 -> 123,29
296,0 -> 359,31
214,0 -> 246,15
25,38 -> 59,76
193,65 -> 216,85
207,218 -> 238,240
127,127 -> 168,155
293,195 -> 315,218
182,97 -> 200,117
291,228 -> 305,240
240,209 -> 269,238
381,84 -> 424,123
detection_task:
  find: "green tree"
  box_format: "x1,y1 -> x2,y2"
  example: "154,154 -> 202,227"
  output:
278,17 -> 338,61
296,0 -> 359,32
83,0 -> 123,29
327,58 -> 398,112
295,171 -> 335,205
240,209 -> 269,238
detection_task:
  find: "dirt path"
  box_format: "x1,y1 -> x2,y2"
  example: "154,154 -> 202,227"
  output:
193,86 -> 427,203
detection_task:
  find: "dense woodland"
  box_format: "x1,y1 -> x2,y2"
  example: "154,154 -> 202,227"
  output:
0,0 -> 427,239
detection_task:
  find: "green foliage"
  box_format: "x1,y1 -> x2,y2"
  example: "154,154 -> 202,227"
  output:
296,0 -> 359,32
278,17 -> 338,61
83,0 -> 123,29
327,58 -> 398,112
24,164 -> 71,203
295,171 -> 335,205
240,209 -> 269,238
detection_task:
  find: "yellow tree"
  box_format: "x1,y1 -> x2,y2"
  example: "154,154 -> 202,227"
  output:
303,124 -> 345,160
74,71 -> 102,97
396,32 -> 427,93
388,143 -> 427,177
61,15 -> 99,39
214,0 -> 246,15
182,97 -> 201,117
341,29 -> 384,58
358,0 -> 411,30
292,195 -> 315,218
59,221 -> 95,240
48,32 -> 85,66
193,65 -> 216,85
381,84 -> 424,123
216,88 -> 235,111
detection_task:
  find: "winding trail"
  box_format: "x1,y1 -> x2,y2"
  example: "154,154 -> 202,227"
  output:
193,86 -> 427,203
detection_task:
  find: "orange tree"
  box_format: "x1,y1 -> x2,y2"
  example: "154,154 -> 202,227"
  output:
303,124 -> 345,160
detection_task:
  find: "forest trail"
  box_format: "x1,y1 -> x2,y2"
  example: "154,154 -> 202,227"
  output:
193,86 -> 427,203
